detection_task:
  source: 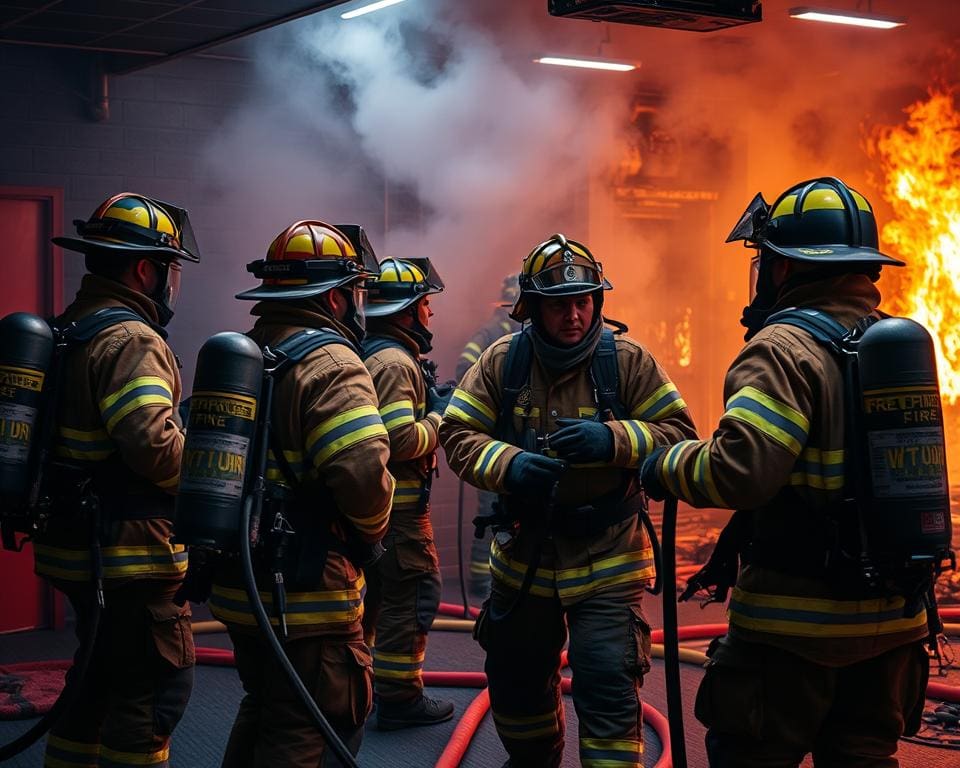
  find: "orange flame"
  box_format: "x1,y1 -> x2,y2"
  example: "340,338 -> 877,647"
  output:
674,306 -> 692,368
867,87 -> 960,402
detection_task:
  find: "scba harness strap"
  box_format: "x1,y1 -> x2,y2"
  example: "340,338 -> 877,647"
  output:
481,326 -> 642,538
258,328 -> 382,587
50,307 -> 174,522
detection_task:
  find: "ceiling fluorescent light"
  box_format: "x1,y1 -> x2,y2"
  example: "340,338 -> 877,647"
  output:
341,0 -> 407,19
789,6 -> 905,29
535,56 -> 636,72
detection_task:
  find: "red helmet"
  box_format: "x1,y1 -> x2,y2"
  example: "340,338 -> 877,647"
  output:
236,220 -> 379,301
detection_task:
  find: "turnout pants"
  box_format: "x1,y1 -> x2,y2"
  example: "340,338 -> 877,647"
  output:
44,581 -> 195,768
221,629 -> 373,768
362,537 -> 442,702
474,579 -> 651,768
695,635 -> 930,768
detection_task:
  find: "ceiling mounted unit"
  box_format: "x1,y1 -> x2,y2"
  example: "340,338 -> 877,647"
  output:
547,0 -> 762,32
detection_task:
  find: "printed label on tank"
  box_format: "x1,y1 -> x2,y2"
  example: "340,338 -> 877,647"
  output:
867,428 -> 947,497
0,402 -> 36,462
0,365 -> 44,400
180,432 -> 249,499
862,386 -> 942,427
189,391 -> 257,427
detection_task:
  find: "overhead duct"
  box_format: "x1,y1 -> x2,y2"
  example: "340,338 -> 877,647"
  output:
547,0 -> 763,32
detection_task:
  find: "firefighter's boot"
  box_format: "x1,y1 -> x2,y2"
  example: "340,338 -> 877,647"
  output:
377,693 -> 455,730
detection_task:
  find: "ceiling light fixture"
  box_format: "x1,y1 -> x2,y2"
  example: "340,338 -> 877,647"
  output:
341,0 -> 407,20
788,6 -> 905,29
534,56 -> 636,72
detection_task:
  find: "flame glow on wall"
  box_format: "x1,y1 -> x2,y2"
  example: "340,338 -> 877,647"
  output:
867,88 -> 960,401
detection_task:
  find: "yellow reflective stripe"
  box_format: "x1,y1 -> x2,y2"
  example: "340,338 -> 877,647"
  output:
346,475 -> 394,534
409,421 -> 432,457
555,549 -> 655,599
99,376 -> 173,432
490,538 -> 556,597
631,382 -> 686,422
210,577 -> 366,627
306,405 -> 386,467
666,440 -> 698,501
513,406 -> 541,417
465,342 -> 482,355
54,446 -> 114,461
473,440 -> 510,489
459,351 -> 479,364
728,586 -> 928,638
493,709 -> 561,739
447,388 -> 496,433
621,420 -> 653,467
373,649 -> 425,664
59,426 -> 109,440
99,376 -> 170,411
99,744 -> 169,765
695,445 -> 727,506
374,668 -> 422,680
580,736 -> 644,766
578,406 -> 598,418
380,399 -> 416,431
724,386 -> 808,456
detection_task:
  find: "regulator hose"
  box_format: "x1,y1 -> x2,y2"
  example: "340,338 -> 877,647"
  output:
239,494 -> 360,768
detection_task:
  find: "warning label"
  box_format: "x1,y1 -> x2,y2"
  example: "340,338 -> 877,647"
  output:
0,402 -> 36,462
867,428 -> 947,498
180,431 -> 249,499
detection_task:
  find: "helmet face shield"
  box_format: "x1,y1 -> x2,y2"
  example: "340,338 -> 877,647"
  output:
527,263 -> 603,293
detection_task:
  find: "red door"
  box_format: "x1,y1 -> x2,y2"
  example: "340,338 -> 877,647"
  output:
0,186 -> 63,633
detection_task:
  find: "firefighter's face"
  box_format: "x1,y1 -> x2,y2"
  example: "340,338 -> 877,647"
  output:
416,296 -> 434,329
540,294 -> 593,346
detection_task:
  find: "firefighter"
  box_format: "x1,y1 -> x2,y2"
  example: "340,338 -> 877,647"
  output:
440,234 -> 697,768
455,275 -> 521,600
33,193 -> 199,767
359,257 -> 456,730
208,221 -> 395,767
641,177 -> 933,767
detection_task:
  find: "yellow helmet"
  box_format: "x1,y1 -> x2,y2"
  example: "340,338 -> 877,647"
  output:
511,234 -> 611,322
53,192 -> 200,263
366,258 -> 444,317
236,220 -> 379,301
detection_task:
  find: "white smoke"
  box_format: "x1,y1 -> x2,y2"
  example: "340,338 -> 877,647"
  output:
198,1 -> 634,372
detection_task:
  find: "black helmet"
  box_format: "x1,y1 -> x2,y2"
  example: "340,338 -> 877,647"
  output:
511,234 -> 612,322
726,176 -> 904,266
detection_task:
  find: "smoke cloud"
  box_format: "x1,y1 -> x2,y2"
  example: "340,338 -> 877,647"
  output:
180,0 -> 960,425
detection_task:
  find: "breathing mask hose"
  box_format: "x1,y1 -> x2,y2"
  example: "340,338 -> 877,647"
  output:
239,496 -> 359,767
238,374 -> 359,768
661,494 -> 688,768
456,478 -> 471,619
0,500 -> 103,761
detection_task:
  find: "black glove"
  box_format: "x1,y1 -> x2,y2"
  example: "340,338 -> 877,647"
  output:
427,384 -> 454,415
549,418 -> 614,463
177,396 -> 191,428
639,446 -> 668,501
504,451 -> 567,495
